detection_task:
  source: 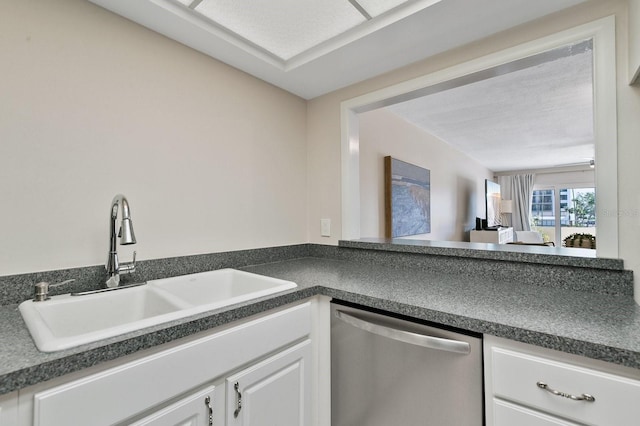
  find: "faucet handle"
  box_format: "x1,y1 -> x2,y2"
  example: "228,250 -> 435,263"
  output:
33,279 -> 76,302
119,251 -> 137,275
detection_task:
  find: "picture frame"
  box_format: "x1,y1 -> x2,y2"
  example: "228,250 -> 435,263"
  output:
384,156 -> 431,238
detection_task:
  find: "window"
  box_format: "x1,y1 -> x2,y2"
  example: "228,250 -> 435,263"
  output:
531,187 -> 596,245
562,188 -> 596,228
531,189 -> 555,227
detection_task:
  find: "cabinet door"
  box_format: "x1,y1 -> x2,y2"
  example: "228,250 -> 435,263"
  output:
226,340 -> 311,426
129,385 -> 221,426
0,392 -> 18,426
494,399 -> 584,426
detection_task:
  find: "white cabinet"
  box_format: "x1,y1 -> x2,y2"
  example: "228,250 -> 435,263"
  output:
470,227 -> 513,244
226,340 -> 312,426
0,392 -> 18,426
17,298 -> 329,426
485,335 -> 640,426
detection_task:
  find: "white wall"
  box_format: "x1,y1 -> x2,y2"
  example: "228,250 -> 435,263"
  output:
0,0 -> 307,275
358,109 -> 492,241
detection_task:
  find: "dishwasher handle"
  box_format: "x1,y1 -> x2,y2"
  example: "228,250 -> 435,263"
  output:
335,310 -> 471,355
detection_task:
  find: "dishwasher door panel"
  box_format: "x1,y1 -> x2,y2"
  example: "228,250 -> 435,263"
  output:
331,303 -> 483,426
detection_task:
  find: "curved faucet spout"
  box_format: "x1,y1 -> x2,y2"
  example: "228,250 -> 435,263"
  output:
106,194 -> 137,288
111,194 -> 136,244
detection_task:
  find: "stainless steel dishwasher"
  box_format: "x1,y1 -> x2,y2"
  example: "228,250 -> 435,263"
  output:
331,302 -> 483,425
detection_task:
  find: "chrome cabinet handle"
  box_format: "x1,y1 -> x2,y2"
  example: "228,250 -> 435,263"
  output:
204,395 -> 213,426
335,310 -> 471,354
537,381 -> 596,402
233,382 -> 242,418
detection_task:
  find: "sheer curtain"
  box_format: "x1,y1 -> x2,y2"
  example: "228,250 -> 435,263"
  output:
498,174 -> 535,231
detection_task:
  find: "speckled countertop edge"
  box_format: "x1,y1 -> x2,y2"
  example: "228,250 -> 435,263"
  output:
340,239 -> 623,270
0,286 -> 320,395
1,256 -> 639,396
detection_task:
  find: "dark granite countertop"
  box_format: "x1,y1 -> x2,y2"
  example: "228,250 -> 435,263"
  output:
341,238 -> 622,270
1,256 -> 639,396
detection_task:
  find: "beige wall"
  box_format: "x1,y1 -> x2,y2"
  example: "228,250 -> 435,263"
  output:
3,0 -> 639,302
0,0 -> 307,275
358,109 -> 492,241
307,0 -> 640,299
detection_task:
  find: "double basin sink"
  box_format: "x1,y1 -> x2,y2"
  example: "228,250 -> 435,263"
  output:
19,269 -> 297,352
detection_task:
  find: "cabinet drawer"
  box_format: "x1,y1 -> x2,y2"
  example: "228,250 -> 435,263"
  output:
494,399 -> 583,426
491,347 -> 640,426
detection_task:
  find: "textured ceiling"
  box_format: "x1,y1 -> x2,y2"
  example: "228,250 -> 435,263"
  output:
386,43 -> 594,172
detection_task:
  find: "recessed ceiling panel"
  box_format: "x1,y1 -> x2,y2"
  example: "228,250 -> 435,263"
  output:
88,0 -> 590,98
195,0 -> 366,61
357,0 -> 408,17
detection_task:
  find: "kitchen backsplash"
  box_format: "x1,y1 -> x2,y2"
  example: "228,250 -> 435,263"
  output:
0,242 -> 633,305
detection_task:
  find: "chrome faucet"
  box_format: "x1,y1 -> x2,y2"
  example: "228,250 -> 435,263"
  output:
105,194 -> 137,288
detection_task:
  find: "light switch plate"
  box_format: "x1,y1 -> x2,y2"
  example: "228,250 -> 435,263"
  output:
321,219 -> 331,237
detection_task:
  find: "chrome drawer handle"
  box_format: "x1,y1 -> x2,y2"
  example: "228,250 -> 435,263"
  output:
537,381 -> 595,402
234,382 -> 243,418
204,395 -> 213,426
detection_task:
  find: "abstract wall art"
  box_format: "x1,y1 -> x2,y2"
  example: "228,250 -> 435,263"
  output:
384,156 -> 431,238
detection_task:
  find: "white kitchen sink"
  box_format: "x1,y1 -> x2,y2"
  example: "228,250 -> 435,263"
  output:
19,269 -> 296,352
150,269 -> 297,308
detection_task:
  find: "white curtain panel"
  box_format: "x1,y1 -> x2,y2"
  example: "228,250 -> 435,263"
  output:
498,176 -> 513,227
498,174 -> 535,231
